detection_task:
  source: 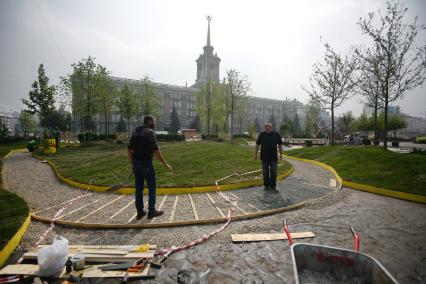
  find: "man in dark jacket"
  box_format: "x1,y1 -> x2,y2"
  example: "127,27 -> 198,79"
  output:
254,122 -> 283,191
128,115 -> 172,219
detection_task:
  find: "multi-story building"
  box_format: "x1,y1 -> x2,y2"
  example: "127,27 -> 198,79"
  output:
74,17 -> 303,134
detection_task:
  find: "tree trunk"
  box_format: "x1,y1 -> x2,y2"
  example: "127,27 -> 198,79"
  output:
331,108 -> 335,146
230,85 -> 234,143
207,81 -> 211,139
104,111 -> 109,136
373,99 -> 378,145
383,96 -> 389,150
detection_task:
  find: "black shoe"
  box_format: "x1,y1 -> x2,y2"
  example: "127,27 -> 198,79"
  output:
148,210 -> 164,219
270,187 -> 279,192
263,186 -> 269,190
136,211 -> 147,220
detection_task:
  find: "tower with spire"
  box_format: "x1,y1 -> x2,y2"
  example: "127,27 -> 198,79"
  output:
193,15 -> 221,88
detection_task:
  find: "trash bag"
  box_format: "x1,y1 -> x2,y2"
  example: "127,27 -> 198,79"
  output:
37,236 -> 69,276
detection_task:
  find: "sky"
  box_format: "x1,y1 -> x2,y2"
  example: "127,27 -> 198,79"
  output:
0,0 -> 425,117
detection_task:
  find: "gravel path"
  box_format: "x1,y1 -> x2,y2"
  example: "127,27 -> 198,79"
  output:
3,152 -> 425,283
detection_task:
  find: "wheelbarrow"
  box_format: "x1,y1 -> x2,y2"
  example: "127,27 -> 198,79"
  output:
283,221 -> 398,284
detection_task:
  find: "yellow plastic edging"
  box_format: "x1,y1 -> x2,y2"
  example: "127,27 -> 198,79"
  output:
0,212 -> 32,267
284,154 -> 426,204
36,155 -> 294,195
342,180 -> 426,204
3,148 -> 28,159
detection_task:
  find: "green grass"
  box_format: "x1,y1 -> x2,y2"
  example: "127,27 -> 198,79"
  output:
286,146 -> 426,195
39,140 -> 291,187
0,140 -> 30,250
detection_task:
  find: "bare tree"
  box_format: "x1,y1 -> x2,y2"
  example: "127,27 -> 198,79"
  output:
358,0 -> 426,150
356,49 -> 383,145
303,42 -> 358,145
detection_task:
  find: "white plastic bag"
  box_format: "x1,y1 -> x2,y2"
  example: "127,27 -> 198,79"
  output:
37,236 -> 69,276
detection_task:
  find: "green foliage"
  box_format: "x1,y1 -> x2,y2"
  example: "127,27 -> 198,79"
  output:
287,146 -> 426,195
0,141 -> 30,250
22,64 -> 55,128
279,123 -> 290,137
354,113 -> 373,132
44,108 -> 71,131
304,100 -> 321,138
169,105 -> 181,134
269,113 -> 277,131
137,76 -> 160,119
196,81 -> 224,136
156,134 -> 184,142
254,117 -> 261,133
19,111 -> 37,137
336,111 -> 355,136
117,82 -> 137,134
190,115 -> 201,131
415,137 -> 426,144
292,112 -> 301,137
40,141 -> 292,187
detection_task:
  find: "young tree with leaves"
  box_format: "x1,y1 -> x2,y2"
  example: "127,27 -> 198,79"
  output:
303,42 -> 358,145
304,100 -> 321,138
224,69 -> 251,142
196,80 -> 222,138
95,66 -> 115,136
190,115 -> 201,131
60,57 -> 104,134
169,105 -> 181,134
358,1 -> 426,150
19,111 -> 36,137
118,83 -> 137,137
22,64 -> 55,134
137,76 -> 160,120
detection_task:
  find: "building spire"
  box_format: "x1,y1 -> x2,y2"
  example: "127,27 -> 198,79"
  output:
206,15 -> 212,47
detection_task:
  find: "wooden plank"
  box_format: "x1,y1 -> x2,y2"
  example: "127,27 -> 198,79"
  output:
188,194 -> 198,220
36,245 -> 157,250
82,263 -> 151,278
206,193 -> 225,217
231,231 -> 316,242
34,193 -> 93,214
109,200 -> 134,220
76,195 -> 124,222
169,195 -> 179,222
22,252 -> 155,262
0,264 -> 39,275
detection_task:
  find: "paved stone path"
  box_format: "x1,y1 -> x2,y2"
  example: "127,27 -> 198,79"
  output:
3,152 -> 336,225
3,151 -> 425,283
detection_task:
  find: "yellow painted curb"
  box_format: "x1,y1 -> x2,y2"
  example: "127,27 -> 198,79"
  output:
0,212 -> 31,267
342,180 -> 426,204
33,154 -> 294,195
4,148 -> 28,159
284,154 -> 426,204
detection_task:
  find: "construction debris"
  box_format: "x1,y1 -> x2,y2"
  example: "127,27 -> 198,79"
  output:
0,244 -> 158,281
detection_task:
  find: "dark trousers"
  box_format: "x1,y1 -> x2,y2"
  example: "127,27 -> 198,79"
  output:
133,159 -> 157,214
262,160 -> 278,188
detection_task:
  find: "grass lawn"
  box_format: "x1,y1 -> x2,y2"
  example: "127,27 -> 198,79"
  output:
286,146 -> 426,195
39,140 -> 292,187
0,140 -> 30,250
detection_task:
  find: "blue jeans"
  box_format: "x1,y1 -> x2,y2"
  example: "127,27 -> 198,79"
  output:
262,160 -> 278,188
133,159 -> 157,214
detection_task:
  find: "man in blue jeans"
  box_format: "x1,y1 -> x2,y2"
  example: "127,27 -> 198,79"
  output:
254,122 -> 283,191
128,115 -> 172,219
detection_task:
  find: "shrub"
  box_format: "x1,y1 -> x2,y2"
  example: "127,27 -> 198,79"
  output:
415,137 -> 426,144
201,134 -> 219,140
232,134 -> 250,139
156,134 -> 184,142
304,140 -> 313,147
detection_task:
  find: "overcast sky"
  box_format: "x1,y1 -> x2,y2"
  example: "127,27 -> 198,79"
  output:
1,0 -> 425,117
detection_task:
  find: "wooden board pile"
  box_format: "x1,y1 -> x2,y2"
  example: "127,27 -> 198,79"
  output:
0,244 -> 160,282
